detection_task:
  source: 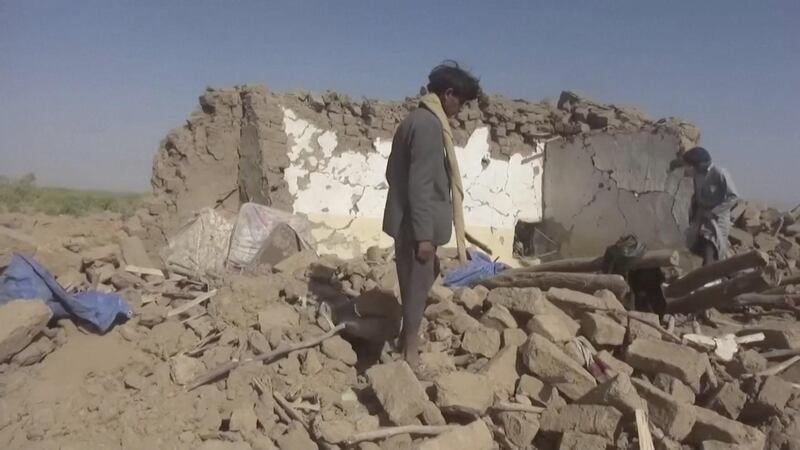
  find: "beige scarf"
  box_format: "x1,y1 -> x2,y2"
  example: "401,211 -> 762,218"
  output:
419,93 -> 467,264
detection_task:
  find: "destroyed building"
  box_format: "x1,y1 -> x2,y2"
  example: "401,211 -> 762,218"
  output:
146,85 -> 700,262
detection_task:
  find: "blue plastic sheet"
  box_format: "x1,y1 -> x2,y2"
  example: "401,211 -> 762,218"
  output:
0,253 -> 131,332
442,248 -> 509,288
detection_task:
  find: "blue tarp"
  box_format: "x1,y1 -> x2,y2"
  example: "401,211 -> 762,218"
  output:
442,248 -> 509,288
0,253 -> 131,332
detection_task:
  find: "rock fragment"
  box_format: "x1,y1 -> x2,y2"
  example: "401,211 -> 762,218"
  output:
521,333 -> 597,400
525,314 -> 579,342
434,371 -> 493,416
706,381 -> 746,419
321,335 -> 357,365
366,361 -> 429,425
539,404 -> 622,439
580,312 -> 626,347
578,373 -> 646,418
626,338 -> 707,391
418,419 -> 493,450
631,377 -> 696,441
460,326 -> 501,358
0,299 -> 52,362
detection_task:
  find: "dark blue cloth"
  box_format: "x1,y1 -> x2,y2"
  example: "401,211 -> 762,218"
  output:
0,253 -> 131,332
442,248 -> 509,288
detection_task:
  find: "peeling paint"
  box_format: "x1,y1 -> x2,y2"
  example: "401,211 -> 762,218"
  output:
282,108 -> 544,260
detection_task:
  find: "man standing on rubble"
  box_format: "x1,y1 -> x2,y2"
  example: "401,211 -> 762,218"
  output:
683,147 -> 739,266
382,61 -> 481,369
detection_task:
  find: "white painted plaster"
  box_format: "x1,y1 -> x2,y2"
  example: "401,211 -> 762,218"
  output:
281,107 -> 543,259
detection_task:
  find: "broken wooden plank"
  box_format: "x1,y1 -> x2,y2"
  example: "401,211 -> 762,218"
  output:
481,271 -> 629,299
635,409 -> 655,450
166,289 -> 217,318
124,264 -> 165,278
663,250 -> 769,298
665,269 -> 779,314
519,249 -> 679,273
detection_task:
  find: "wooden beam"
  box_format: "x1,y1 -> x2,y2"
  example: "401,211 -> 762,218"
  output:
665,269 -> 779,314
481,271 -> 629,299
663,250 -> 769,298
519,249 -> 679,273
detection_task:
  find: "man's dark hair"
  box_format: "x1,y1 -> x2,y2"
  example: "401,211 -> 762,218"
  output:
682,146 -> 712,165
427,60 -> 481,101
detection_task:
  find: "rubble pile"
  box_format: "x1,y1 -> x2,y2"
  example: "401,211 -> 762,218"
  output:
729,200 -> 800,275
1,208 -> 799,449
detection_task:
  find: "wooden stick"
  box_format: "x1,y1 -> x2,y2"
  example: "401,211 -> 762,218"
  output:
732,293 -> 800,309
519,249 -> 679,273
125,265 -> 165,277
274,391 -> 306,426
338,425 -> 458,445
490,402 -> 545,414
167,289 -> 218,318
187,323 -> 345,390
663,250 -> 768,298
745,355 -> 800,378
465,231 -> 493,256
665,269 -> 779,314
481,271 -> 629,299
635,409 -> 655,450
760,348 -> 800,360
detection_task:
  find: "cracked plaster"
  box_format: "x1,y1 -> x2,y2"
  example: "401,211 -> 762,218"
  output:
542,130 -> 692,257
281,108 -> 544,259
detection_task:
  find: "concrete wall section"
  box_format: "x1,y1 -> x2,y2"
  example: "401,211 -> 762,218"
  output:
542,130 -> 692,257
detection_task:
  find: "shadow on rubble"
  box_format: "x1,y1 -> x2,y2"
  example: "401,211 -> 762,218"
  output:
305,272 -> 402,373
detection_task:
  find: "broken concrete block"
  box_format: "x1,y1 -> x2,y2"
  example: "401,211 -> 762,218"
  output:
687,406 -> 766,448
480,345 -> 519,399
521,333 -> 597,400
516,374 -> 564,407
138,303 -> 168,328
460,326 -> 501,358
486,287 -> 548,319
429,285 -> 454,303
593,289 -> 626,310
366,361 -> 429,425
425,301 -> 481,333
726,349 -> 768,377
497,411 -> 539,448
525,314 -> 579,343
502,328 -> 528,348
275,422 -> 318,450
729,227 -> 754,248
578,373 -> 646,418
743,375 -> 793,418
706,381 -> 746,419
595,350 -> 634,377
548,287 -> 624,312
11,335 -> 55,366
626,338 -> 707,392
170,354 -> 206,386
229,404 -> 258,434
627,317 -> 664,342
273,249 -> 316,276
312,418 -> 356,445
0,299 -> 52,362
419,352 -> 456,379
580,312 -> 626,347
120,235 -> 154,268
558,431 -> 609,450
653,374 -> 696,405
754,233 -> 780,252
321,335 -> 357,365
631,378 -> 696,441
257,303 -> 299,332
434,371 -> 493,416
539,404 -> 622,439
454,287 -> 483,314
480,304 -> 517,331
418,419 -> 493,450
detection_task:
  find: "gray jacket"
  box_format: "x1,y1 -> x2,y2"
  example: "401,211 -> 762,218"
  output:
382,107 -> 453,246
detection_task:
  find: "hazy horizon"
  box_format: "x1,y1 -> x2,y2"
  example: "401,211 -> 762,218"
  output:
1,1 -> 797,207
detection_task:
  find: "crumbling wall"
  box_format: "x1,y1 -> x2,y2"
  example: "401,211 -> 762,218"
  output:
542,129 -> 695,257
148,85 -> 698,261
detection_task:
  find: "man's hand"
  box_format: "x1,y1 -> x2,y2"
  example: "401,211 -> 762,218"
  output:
415,241 -> 436,263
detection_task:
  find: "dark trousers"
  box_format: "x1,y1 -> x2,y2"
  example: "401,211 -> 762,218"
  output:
394,228 -> 439,349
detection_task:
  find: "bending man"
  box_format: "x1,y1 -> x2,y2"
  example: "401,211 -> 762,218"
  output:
683,147 -> 739,266
382,61 -> 480,369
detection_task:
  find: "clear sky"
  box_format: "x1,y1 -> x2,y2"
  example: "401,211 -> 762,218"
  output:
1,1 -> 798,206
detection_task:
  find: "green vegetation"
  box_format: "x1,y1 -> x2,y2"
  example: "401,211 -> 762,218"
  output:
0,174 -> 143,217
